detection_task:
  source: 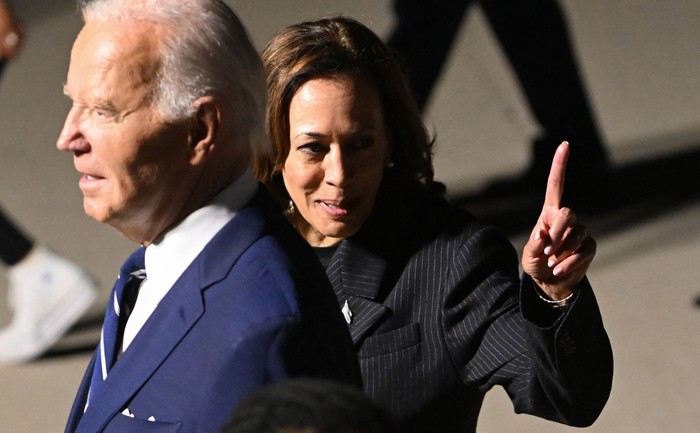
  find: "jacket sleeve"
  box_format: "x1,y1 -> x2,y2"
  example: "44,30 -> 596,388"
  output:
442,224 -> 612,427
517,275 -> 613,426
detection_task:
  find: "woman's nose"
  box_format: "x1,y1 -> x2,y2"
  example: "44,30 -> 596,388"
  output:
323,147 -> 350,187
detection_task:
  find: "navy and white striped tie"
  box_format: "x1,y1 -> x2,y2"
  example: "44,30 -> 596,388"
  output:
86,246 -> 146,410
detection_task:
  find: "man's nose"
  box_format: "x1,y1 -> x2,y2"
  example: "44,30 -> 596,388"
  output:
56,106 -> 87,152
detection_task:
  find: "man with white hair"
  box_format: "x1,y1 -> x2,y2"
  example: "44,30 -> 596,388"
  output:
57,1 -> 360,432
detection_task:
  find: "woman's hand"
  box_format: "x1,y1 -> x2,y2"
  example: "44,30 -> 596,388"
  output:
521,142 -> 597,300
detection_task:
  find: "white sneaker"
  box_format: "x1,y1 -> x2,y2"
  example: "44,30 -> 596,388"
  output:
0,246 -> 98,364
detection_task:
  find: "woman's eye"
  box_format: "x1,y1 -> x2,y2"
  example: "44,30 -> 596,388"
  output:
299,142 -> 325,154
353,137 -> 374,149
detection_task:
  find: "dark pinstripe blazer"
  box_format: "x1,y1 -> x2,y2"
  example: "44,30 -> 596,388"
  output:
326,186 -> 613,433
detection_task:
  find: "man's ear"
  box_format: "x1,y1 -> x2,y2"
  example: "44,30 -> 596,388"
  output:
189,96 -> 220,165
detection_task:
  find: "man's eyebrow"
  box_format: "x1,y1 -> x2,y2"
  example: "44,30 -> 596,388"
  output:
61,85 -> 118,112
94,100 -> 119,112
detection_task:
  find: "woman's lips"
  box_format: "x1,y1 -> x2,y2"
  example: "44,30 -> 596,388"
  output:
318,200 -> 350,217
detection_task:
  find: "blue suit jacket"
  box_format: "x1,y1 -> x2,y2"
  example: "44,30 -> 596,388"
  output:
65,187 -> 361,433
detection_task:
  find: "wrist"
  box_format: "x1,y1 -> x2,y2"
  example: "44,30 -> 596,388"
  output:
533,284 -> 574,308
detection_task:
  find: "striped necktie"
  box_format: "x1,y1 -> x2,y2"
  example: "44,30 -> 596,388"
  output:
86,246 -> 146,410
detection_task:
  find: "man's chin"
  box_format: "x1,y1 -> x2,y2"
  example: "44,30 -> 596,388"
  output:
83,200 -> 111,223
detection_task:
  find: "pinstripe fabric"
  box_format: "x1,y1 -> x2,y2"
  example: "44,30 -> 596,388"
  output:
326,188 -> 612,433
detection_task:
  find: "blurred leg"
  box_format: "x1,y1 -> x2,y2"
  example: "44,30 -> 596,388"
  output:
388,0 -> 472,112
0,206 -> 34,266
1,12 -> 98,364
0,207 -> 98,364
481,0 -> 609,206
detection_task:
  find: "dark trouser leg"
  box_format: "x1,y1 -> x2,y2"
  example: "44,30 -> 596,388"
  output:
0,206 -> 34,266
481,0 -> 609,202
2,61 -> 35,264
387,0 -> 472,112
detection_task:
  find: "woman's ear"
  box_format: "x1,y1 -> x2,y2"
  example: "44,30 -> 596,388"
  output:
189,96 -> 220,165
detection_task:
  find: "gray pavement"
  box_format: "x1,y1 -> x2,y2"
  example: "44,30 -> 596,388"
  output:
1,1 -> 699,432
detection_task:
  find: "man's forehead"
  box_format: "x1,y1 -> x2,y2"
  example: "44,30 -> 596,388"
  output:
77,19 -> 163,62
68,20 -> 162,89
65,21 -> 160,105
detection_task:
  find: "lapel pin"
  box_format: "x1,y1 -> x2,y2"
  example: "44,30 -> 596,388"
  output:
342,300 -> 353,324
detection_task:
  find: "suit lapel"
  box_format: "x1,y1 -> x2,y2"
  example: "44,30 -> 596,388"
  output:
64,353 -> 95,433
75,260 -> 206,433
329,241 -> 389,344
73,190 -> 269,433
326,186 -> 425,345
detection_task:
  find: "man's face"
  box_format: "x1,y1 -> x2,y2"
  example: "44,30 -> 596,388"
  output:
57,20 -> 196,243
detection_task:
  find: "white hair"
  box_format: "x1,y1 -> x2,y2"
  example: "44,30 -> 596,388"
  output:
79,0 -> 268,155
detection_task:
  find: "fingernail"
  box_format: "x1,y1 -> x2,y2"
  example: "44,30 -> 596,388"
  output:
544,246 -> 552,255
535,231 -> 541,241
5,32 -> 19,47
553,267 -> 563,276
547,258 -> 555,268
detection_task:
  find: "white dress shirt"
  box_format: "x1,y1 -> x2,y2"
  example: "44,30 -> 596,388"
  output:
122,169 -> 258,351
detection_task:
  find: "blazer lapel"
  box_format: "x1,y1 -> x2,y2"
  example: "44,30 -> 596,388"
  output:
329,241 -> 389,344
326,187 -> 421,345
73,192 -> 269,433
74,267 -> 205,433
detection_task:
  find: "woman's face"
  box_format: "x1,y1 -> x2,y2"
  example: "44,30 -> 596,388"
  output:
283,75 -> 391,247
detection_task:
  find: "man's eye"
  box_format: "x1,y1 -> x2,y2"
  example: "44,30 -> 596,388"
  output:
91,106 -> 117,120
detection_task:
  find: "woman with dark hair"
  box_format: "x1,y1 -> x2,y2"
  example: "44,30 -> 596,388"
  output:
256,16 -> 612,433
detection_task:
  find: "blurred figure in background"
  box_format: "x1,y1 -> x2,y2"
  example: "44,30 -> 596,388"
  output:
388,0 -> 610,209
0,0 -> 98,365
0,0 -> 22,63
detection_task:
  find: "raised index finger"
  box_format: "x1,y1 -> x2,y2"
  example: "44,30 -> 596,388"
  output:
543,141 -> 570,209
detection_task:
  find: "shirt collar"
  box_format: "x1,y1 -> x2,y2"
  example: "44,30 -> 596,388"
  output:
144,169 -> 258,291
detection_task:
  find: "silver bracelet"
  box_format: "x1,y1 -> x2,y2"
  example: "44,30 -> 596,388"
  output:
534,286 -> 574,309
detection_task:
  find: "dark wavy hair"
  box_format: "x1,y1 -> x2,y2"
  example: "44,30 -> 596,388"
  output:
255,16 -> 442,197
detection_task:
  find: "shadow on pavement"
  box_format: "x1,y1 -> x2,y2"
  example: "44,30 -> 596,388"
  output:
40,315 -> 102,361
454,144 -> 700,310
453,144 -> 700,238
